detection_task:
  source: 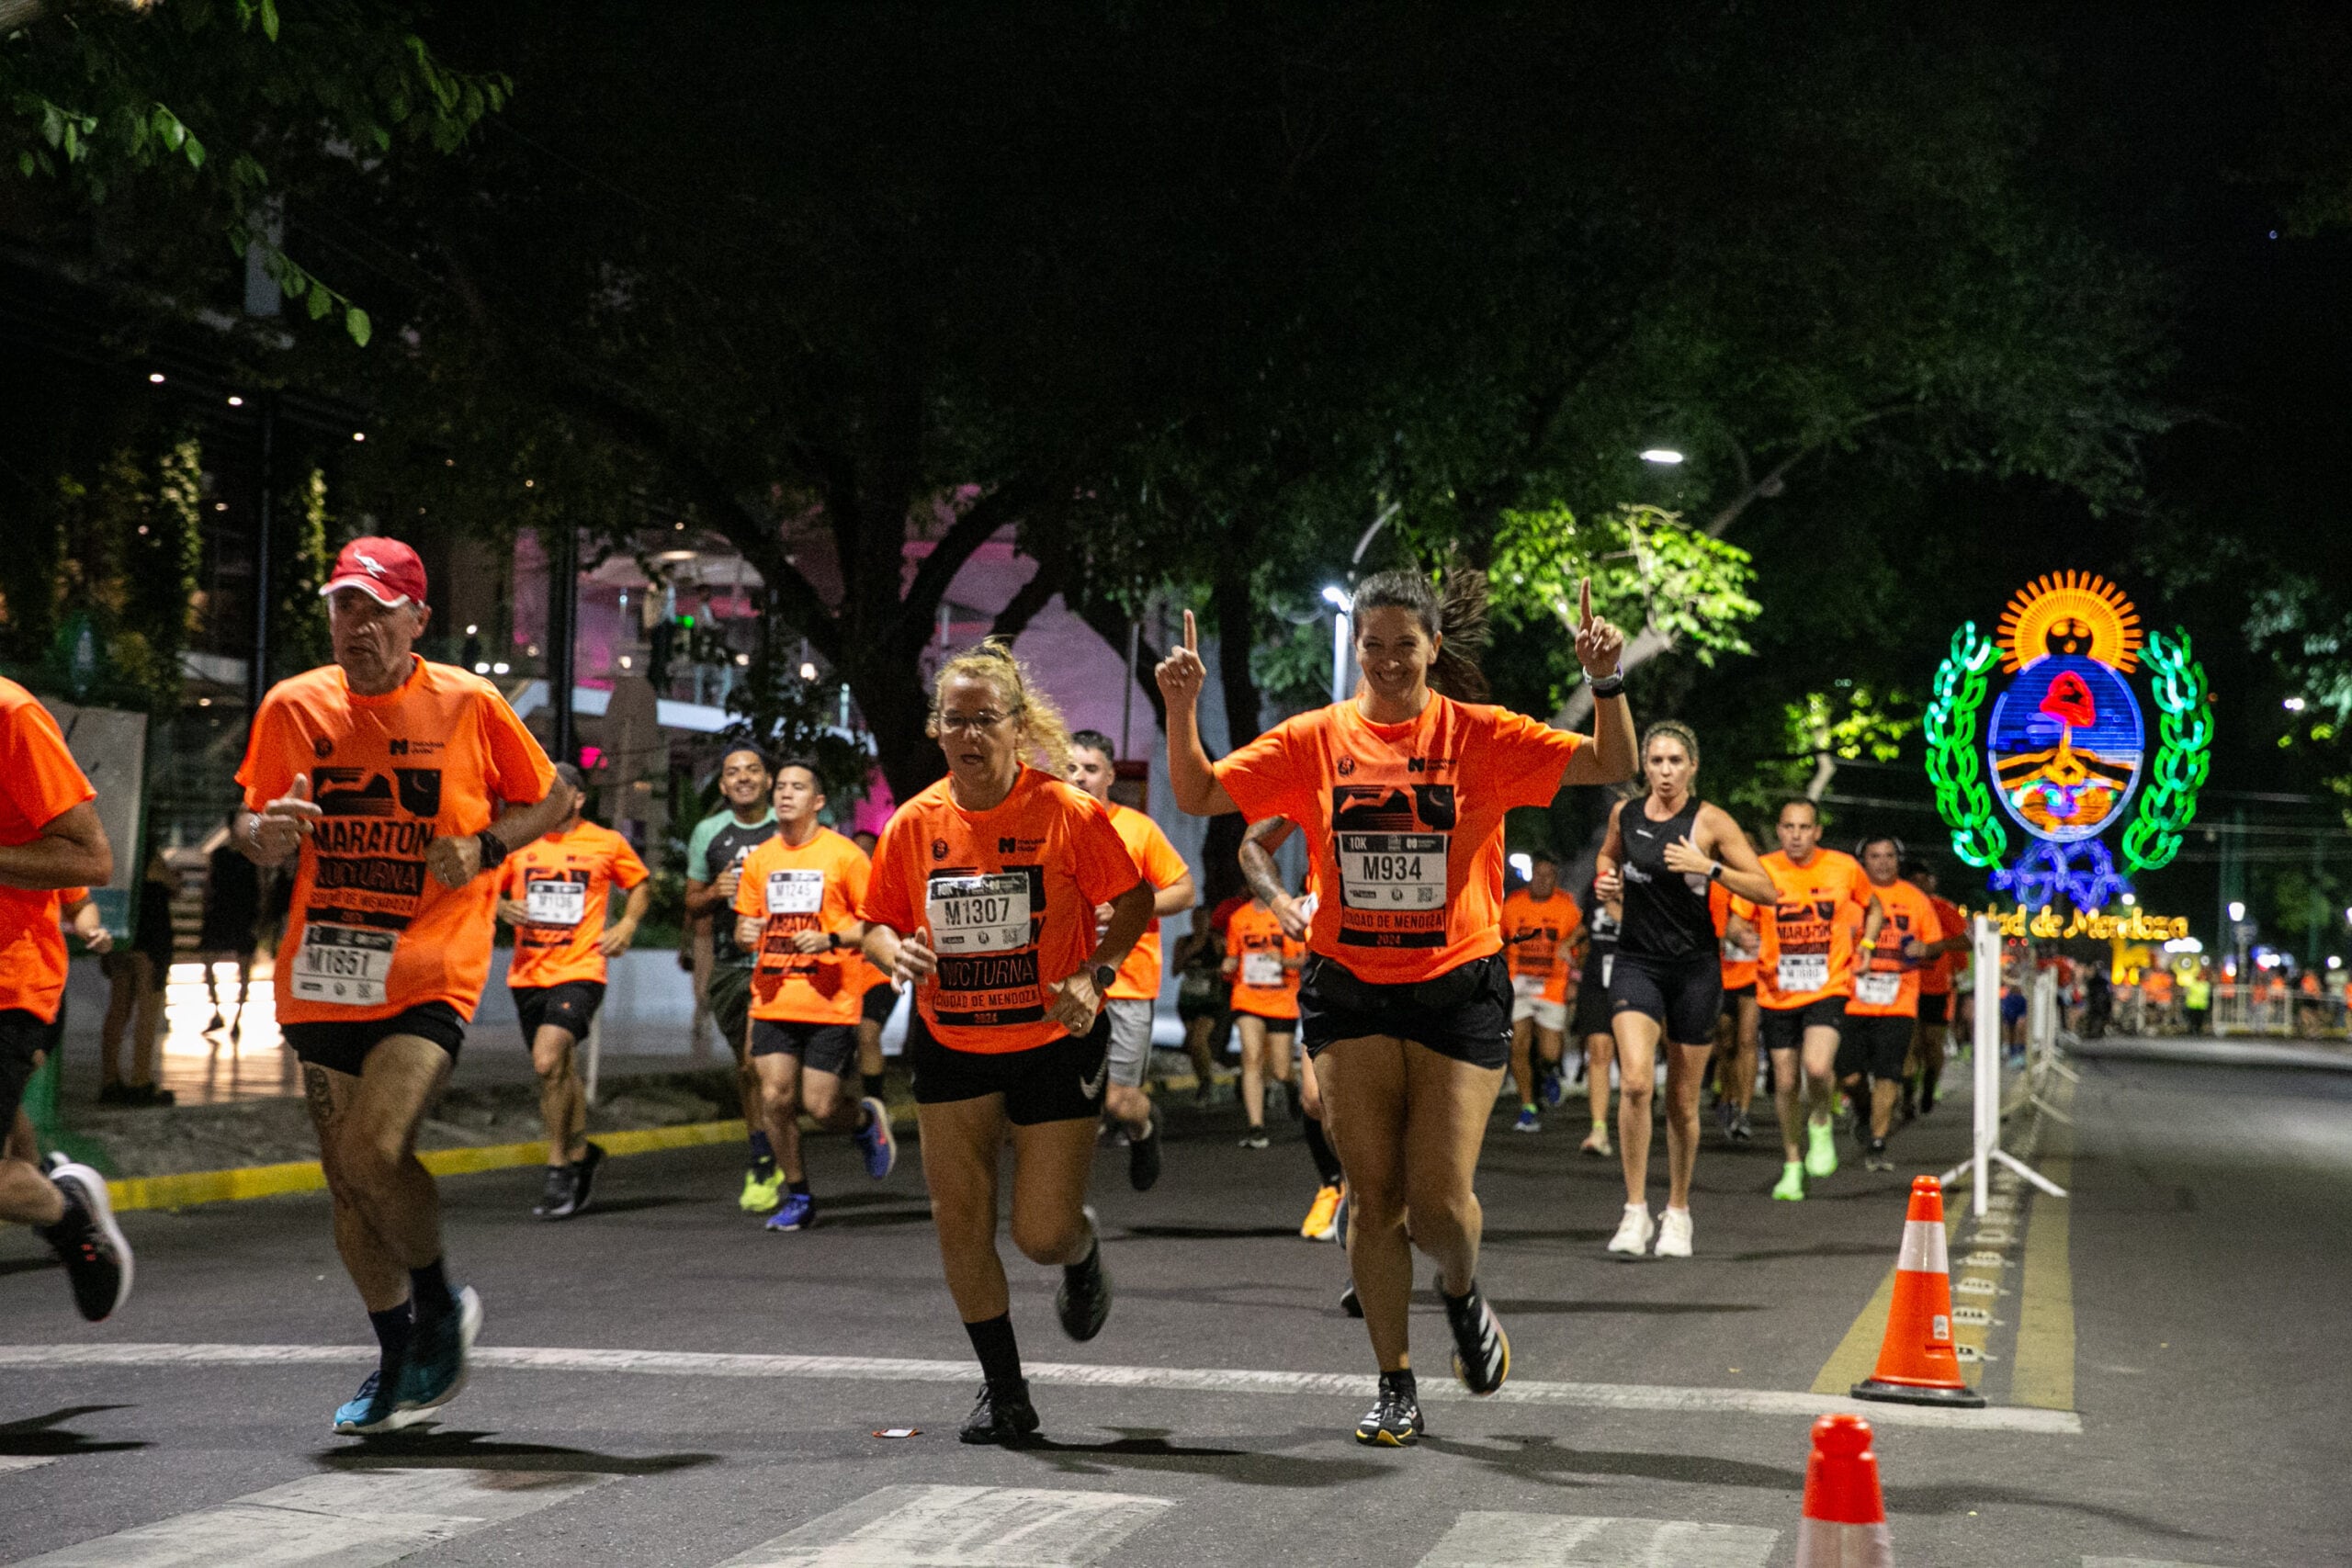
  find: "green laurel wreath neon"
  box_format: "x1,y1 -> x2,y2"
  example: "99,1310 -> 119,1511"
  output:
1924,621 -> 2007,868
2121,627 -> 2210,874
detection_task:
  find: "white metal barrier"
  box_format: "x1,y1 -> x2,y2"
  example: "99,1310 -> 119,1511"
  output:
1942,915 -> 2067,1216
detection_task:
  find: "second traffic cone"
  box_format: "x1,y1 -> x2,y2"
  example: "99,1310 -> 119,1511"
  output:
1794,1413 -> 1894,1568
1851,1175 -> 1986,1408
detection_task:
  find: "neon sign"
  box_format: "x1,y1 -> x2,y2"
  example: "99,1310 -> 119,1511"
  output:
1925,573 -> 2210,909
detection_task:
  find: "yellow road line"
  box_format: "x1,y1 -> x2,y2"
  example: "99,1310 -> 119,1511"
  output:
106,1119 -> 750,1214
2011,1074 -> 2077,1409
1811,1257 -> 1903,1396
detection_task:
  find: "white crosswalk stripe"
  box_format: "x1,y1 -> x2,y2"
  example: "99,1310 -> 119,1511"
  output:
6,1465 -> 616,1567
2083,1559 -> 2243,1567
1415,1510 -> 1778,1567
716,1484 -> 1172,1567
0,1457 -> 59,1475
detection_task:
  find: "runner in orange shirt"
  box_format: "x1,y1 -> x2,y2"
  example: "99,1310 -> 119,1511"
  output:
848,827 -> 899,1106
0,676 -> 130,1323
1499,852 -> 1581,1134
1066,729 -> 1194,1190
236,537 -> 566,1434
1842,836 -> 1969,1169
860,642 -> 1154,1446
1225,888 -> 1305,1147
1904,858 -> 1969,1117
1160,568 -> 1634,1445
732,758 -> 895,1233
495,761 -> 650,1220
1238,818 -> 1351,1242
1753,798 -> 1885,1201
1709,876 -> 1762,1144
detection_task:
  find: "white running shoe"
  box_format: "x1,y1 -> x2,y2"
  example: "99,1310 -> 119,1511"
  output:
1607,1202 -> 1655,1257
1654,1206 -> 1694,1258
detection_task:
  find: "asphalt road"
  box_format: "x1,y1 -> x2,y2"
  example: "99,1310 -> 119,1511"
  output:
3,1055 -> 2346,1567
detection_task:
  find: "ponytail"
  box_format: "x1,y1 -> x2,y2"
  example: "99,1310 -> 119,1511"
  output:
1352,554 -> 1491,702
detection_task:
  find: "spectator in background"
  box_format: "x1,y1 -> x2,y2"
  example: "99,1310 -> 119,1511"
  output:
2142,963 -> 2177,1035
198,812 -> 262,1037
2181,963 -> 2211,1035
2083,961 -> 2112,1039
98,845 -> 176,1106
1171,904 -> 1231,1103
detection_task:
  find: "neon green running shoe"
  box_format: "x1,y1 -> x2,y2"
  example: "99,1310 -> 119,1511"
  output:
1804,1117 -> 1839,1179
739,1167 -> 785,1213
1771,1161 -> 1806,1201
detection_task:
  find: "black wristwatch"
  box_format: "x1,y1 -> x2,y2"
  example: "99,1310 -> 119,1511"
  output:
1092,963 -> 1117,993
474,829 -> 509,870
826,931 -> 842,951
1589,668 -> 1626,699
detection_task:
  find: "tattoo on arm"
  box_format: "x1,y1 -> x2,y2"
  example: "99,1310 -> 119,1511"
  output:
1238,818 -> 1294,907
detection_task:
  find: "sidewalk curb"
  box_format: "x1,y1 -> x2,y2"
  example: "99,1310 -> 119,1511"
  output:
106,1119 -> 752,1215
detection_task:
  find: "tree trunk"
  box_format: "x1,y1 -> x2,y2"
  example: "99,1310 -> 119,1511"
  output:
1212,557 -> 1261,749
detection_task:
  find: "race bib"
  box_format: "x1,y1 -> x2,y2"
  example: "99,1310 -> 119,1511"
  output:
927,873 -> 1033,954
1513,973 -> 1547,999
1855,970 -> 1903,1007
765,868 -> 825,916
1243,952 -> 1285,988
1338,832 -> 1448,911
1777,953 -> 1829,995
525,878 -> 586,928
291,922 -> 396,1008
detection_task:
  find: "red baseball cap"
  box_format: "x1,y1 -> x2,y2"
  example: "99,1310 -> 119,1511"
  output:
319,536 -> 428,608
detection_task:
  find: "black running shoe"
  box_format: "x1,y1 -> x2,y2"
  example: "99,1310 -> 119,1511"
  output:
1127,1107 -> 1161,1192
1339,1281 -> 1362,1317
570,1143 -> 607,1214
960,1378 -> 1042,1445
1055,1208 -> 1112,1341
1354,1371 -> 1421,1447
1865,1138 -> 1894,1172
531,1164 -> 577,1221
39,1162 -> 131,1321
1442,1280 -> 1510,1395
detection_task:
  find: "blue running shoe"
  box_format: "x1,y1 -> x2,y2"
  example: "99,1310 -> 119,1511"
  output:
394,1285 -> 481,1416
1511,1106 -> 1541,1134
854,1098 -> 896,1179
766,1191 -> 816,1231
334,1368 -> 418,1435
1540,1069 -> 1565,1109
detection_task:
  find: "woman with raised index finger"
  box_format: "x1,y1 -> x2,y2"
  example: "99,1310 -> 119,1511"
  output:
1157,567 -> 1636,1446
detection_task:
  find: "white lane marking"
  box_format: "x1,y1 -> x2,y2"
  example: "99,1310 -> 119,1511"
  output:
1418,1511 -> 1776,1567
2083,1559 -> 2241,1567
719,1483 -> 1170,1567
8,1466 -> 615,1568
0,1343 -> 2083,1435
0,1456 -> 59,1474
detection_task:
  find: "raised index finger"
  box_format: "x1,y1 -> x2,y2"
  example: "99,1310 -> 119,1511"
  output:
1578,577 -> 1593,626
1183,608 -> 1198,655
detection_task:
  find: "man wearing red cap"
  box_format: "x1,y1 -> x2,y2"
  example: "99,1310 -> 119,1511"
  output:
235,536 -> 570,1435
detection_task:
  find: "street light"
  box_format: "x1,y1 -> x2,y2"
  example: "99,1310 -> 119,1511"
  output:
1639,448 -> 1684,465
2229,901 -> 2246,922
1323,585 -> 1353,705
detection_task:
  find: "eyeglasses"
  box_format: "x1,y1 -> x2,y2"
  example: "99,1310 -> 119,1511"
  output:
938,711 -> 1012,735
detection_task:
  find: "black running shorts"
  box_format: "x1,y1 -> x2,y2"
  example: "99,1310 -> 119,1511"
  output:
282,1000 -> 465,1077
705,963 -> 754,1059
0,1008 -> 51,1126
1838,1014 -> 1913,1079
1759,995 -> 1847,1055
512,980 -> 605,1043
1917,992 -> 1949,1026
860,979 -> 899,1026
1297,952 -> 1511,1070
1571,967 -> 1613,1041
752,1019 -> 858,1077
1609,953 -> 1724,1045
909,1008 -> 1112,1125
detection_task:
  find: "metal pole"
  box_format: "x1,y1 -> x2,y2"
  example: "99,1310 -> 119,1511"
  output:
1330,608 -> 1351,706
1973,914 -> 1997,1217
247,393 -> 277,715
1120,619 -> 1140,760
548,524 -> 578,764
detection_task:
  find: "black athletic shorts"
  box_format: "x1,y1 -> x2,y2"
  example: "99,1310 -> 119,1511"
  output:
1838,1014 -> 1914,1079
282,1000 -> 466,1077
861,979 -> 899,1026
1917,992 -> 1949,1025
1297,952 -> 1511,1070
512,980 -> 605,1043
1,1008 -> 55,1127
1759,995 -> 1847,1055
1721,981 -> 1756,1009
706,963 -> 754,1057
1609,953 -> 1724,1045
909,1007 -> 1112,1125
752,1019 -> 858,1077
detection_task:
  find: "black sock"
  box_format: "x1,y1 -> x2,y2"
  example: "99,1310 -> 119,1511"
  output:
1064,1232 -> 1101,1281
1381,1366 -> 1418,1398
964,1313 -> 1023,1386
786,1179 -> 811,1198
1302,1115 -> 1344,1188
369,1303 -> 413,1369
749,1130 -> 775,1176
862,1071 -> 887,1100
408,1258 -> 455,1325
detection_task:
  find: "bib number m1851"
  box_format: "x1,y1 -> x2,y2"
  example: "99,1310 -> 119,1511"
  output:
292,922 -> 396,1008
1338,833 -> 1447,911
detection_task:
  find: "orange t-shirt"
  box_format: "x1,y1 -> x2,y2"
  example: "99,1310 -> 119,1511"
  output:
862,766 -> 1143,1054
501,821 -> 649,989
1754,848 -> 1876,1010
237,657 -> 556,1025
1215,694 -> 1585,985
1,679 -> 98,1024
1920,896 -> 1968,996
1227,900 -> 1304,1020
1849,878 -> 1945,1018
1500,888 -> 1581,1005
1102,802 -> 1190,1001
735,826 -> 871,1025
1711,881 -> 1759,990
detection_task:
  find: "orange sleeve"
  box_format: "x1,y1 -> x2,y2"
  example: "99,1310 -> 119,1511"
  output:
1069,796 -> 1146,908
611,835 -> 650,891
840,840 -> 872,914
1214,716 -> 1312,825
478,689 -> 557,807
233,689 -> 302,812
1137,818 -> 1189,890
859,815 -> 922,934
733,846 -> 767,920
1483,707 -> 1585,807
0,696 -> 95,831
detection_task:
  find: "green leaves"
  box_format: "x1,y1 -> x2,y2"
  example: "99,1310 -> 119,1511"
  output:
345,305 -> 372,348
1491,502 -> 1761,666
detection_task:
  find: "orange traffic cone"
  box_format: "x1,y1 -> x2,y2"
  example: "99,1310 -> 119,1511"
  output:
1795,1413 -> 1894,1567
1851,1175 -> 1985,1407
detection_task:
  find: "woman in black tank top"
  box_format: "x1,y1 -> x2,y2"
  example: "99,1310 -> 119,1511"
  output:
1591,722 -> 1781,1258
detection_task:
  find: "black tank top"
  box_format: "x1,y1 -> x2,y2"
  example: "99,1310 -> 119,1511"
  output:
1579,888 -> 1619,987
1617,795 -> 1715,964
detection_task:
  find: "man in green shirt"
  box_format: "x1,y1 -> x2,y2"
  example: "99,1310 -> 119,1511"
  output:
684,745 -> 781,1211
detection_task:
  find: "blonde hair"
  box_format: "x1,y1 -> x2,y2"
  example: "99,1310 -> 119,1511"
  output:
1642,719 -> 1701,774
927,638 -> 1074,776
